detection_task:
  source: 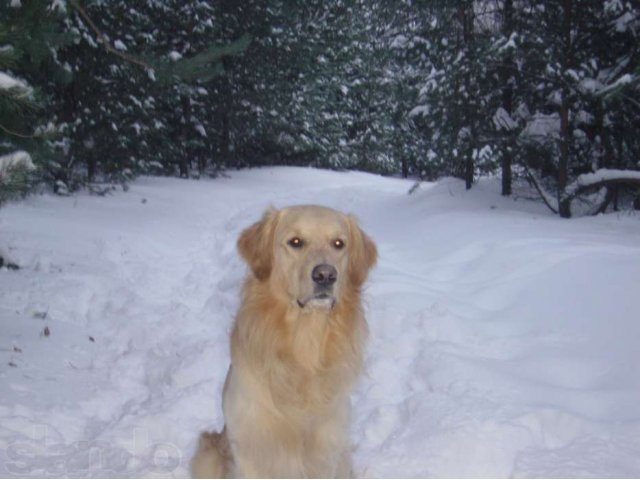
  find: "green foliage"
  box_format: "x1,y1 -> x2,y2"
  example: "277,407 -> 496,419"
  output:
53,0 -> 253,184
0,0 -> 72,201
155,34 -> 252,84
408,0 -> 640,211
1,0 -> 638,215
0,152 -> 35,205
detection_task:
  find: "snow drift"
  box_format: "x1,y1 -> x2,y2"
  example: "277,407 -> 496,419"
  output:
1,167 -> 639,477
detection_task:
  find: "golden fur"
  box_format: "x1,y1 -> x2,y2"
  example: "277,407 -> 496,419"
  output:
191,205 -> 377,478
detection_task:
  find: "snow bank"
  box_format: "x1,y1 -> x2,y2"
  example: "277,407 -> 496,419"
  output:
1,168 -> 639,477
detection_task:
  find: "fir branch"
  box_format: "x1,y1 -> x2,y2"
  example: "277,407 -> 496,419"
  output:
68,0 -> 251,83
155,34 -> 251,84
68,0 -> 153,71
0,123 -> 38,139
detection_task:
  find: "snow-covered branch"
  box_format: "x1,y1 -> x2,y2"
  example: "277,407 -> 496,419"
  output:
562,169 -> 640,201
0,72 -> 32,95
0,151 -> 35,175
67,0 -> 154,71
0,151 -> 37,205
559,169 -> 640,217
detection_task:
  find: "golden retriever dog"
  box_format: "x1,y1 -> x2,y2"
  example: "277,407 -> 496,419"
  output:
191,205 -> 377,478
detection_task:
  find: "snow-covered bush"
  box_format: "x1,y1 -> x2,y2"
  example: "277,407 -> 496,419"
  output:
0,151 -> 36,204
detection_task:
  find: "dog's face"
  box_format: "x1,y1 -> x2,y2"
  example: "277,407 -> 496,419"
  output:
238,205 -> 377,310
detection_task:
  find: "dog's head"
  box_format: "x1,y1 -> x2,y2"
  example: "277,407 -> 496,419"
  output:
238,205 -> 377,310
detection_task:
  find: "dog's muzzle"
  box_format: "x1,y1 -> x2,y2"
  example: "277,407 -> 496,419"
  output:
297,290 -> 336,309
297,263 -> 338,309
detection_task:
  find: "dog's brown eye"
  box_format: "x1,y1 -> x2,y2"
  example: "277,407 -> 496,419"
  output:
288,237 -> 304,249
333,239 -> 345,250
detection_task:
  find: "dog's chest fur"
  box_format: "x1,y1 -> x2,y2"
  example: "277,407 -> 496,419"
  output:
233,290 -> 366,413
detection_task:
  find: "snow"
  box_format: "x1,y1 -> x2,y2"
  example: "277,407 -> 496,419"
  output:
49,0 -> 66,13
1,167 -> 640,477
0,72 -> 30,94
563,168 -> 640,199
194,124 -> 206,138
579,77 -> 605,94
613,10 -> 638,33
581,72 -> 636,97
390,35 -> 409,49
0,151 -> 35,179
599,73 -> 635,95
496,32 -> 517,53
492,107 -> 518,132
408,105 -> 428,118
520,113 -> 560,144
113,40 -> 127,52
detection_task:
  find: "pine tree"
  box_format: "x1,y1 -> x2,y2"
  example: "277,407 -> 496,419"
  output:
0,0 -> 70,201
515,0 -> 640,216
55,0 -> 250,186
411,1 -> 499,187
407,1 -> 639,214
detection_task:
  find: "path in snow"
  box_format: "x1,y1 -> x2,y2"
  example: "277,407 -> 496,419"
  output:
1,167 -> 639,477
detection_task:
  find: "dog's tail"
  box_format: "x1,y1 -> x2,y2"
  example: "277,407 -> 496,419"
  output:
191,428 -> 232,479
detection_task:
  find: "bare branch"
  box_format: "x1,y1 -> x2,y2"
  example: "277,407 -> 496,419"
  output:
522,164 -> 559,215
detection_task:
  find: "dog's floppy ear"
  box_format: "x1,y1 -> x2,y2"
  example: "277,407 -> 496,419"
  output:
347,214 -> 377,287
237,207 -> 279,281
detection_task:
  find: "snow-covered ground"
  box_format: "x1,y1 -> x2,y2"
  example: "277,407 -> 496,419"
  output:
1,167 -> 639,478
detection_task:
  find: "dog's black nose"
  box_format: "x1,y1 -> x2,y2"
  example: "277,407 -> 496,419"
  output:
312,264 -> 337,286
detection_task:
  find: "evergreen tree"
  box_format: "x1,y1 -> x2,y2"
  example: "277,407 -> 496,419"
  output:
515,0 -> 640,216
215,0 -> 419,175
412,1 -> 499,188
409,0 -> 639,214
0,0 -> 71,201
2,0 -> 638,215
57,0 -> 250,186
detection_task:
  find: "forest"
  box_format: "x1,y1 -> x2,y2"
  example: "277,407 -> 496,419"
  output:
1,0 -> 639,218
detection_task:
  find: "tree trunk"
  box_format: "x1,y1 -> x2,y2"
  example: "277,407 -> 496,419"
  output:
558,0 -> 573,218
501,147 -> 512,196
179,94 -> 191,178
87,156 -> 96,183
500,0 -> 514,196
460,1 -> 475,190
219,55 -> 233,168
198,155 -> 207,177
401,157 -> 408,178
465,152 -> 473,190
221,109 -> 231,167
558,97 -> 570,217
613,129 -> 624,211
